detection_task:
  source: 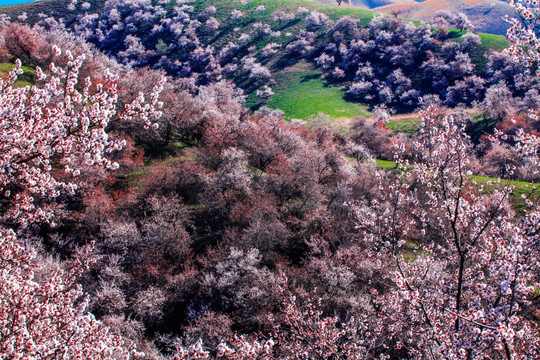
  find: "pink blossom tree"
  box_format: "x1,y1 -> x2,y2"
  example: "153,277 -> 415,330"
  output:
172,273 -> 386,359
365,106 -> 540,358
505,0 -> 540,75
0,228 -> 136,359
0,47 -> 163,226
172,337 -> 275,360
0,48 -> 163,358
269,274 -> 385,360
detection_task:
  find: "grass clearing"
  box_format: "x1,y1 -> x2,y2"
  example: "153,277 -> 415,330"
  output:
473,32 -> 508,73
471,175 -> 540,213
237,0 -> 373,23
478,32 -> 508,52
386,117 -> 420,133
402,242 -> 426,262
268,61 -> 370,120
375,159 -> 397,169
0,62 -> 35,87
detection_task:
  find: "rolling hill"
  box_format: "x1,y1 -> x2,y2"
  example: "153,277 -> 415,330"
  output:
0,0 -> 516,124
316,0 -> 514,35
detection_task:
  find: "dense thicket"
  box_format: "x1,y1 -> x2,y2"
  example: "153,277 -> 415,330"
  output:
0,1 -> 539,359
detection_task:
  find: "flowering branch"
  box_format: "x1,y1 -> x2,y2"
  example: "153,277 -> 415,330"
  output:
0,46 -> 164,227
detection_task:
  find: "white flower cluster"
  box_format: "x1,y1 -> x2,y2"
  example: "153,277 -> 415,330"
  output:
0,47 -> 164,226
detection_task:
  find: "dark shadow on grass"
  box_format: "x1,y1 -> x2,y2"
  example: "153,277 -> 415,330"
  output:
300,73 -> 320,82
272,53 -> 302,71
445,31 -> 463,40
274,18 -> 301,31
249,101 -> 264,113
466,116 -> 497,145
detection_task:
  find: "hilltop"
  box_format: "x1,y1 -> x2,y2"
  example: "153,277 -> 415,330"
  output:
316,0 -> 514,35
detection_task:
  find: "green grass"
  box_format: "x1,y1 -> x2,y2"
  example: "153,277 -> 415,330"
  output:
402,241 -> 426,262
440,29 -> 507,74
473,32 -> 508,73
0,0 -> 107,26
386,117 -> 420,133
190,0 -> 374,120
478,32 -> 508,52
267,62 -> 370,120
375,159 -> 397,169
234,0 -> 373,23
442,29 -> 507,53
470,175 -> 540,212
0,62 -> 35,87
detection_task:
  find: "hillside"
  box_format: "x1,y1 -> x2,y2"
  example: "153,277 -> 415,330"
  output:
316,0 -> 514,35
0,0 -> 106,25
1,0 -> 517,125
0,0 -> 539,359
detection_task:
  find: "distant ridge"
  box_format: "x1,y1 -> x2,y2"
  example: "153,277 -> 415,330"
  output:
315,0 -> 513,35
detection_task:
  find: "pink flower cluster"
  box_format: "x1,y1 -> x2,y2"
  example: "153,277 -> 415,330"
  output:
370,105 -> 540,358
505,0 -> 540,75
0,47 -> 163,226
172,337 -> 274,359
0,228 -> 134,359
0,49 -> 164,358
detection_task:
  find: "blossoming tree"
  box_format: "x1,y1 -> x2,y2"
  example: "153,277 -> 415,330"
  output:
0,48 -> 163,358
365,106 -> 540,358
505,0 -> 540,75
0,47 -> 163,227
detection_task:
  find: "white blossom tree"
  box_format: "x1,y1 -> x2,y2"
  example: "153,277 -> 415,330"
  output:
0,228 -> 137,359
505,0 -> 540,75
364,106 -> 540,358
0,48 -> 163,358
0,47 -> 163,226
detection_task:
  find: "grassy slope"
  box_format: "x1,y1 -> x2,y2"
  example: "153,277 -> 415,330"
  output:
386,117 -> 420,133
472,176 -> 539,212
266,61 -> 370,120
1,0 -> 509,121
0,62 -> 35,87
0,0 -> 106,26
374,158 -> 540,211
236,0 -> 374,22
386,111 -> 497,136
473,32 -> 509,73
194,0 -> 374,120
194,0 -> 507,120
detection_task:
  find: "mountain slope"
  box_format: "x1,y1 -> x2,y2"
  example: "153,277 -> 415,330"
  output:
316,0 -> 513,34
0,0 -> 516,123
